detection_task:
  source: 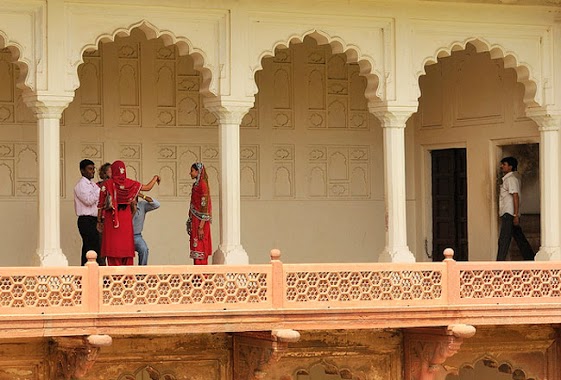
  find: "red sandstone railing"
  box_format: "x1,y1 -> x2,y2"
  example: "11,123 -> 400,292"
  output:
0,249 -> 560,316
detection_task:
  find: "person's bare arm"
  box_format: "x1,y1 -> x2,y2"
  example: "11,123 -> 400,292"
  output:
513,193 -> 520,226
140,175 -> 161,191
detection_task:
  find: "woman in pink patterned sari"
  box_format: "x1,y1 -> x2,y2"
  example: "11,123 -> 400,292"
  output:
187,162 -> 212,265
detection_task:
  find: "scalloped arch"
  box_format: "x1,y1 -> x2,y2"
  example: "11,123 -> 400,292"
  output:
448,355 -> 536,380
0,30 -> 32,93
74,20 -> 215,97
252,30 -> 381,103
418,38 -> 538,108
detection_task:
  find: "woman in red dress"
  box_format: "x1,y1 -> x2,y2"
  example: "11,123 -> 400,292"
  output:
97,161 -> 160,266
187,162 -> 212,265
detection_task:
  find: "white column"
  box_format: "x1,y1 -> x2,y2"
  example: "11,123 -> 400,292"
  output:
529,112 -> 561,261
371,107 -> 416,263
206,103 -> 252,265
24,94 -> 73,266
37,114 -> 66,266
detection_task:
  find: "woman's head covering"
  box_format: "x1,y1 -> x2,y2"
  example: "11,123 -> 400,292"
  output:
111,160 -> 127,186
193,162 -> 208,187
99,161 -> 142,228
110,160 -> 141,204
190,162 -> 211,221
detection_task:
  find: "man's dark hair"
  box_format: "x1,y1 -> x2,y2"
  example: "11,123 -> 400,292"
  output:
79,159 -> 95,171
501,156 -> 518,171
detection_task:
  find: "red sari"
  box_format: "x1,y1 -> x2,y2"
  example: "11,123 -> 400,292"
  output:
98,161 -> 141,266
188,163 -> 212,265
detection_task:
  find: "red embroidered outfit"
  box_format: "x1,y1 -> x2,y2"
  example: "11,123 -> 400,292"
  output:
188,163 -> 212,265
98,161 -> 141,266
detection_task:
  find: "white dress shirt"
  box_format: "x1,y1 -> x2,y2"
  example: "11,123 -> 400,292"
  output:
74,176 -> 100,217
499,171 -> 520,217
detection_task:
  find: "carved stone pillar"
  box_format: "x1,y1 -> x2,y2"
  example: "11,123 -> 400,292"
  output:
49,334 -> 112,380
233,329 -> 300,380
369,106 -> 417,263
527,110 -> 561,261
205,100 -> 254,264
23,92 -> 74,266
404,324 -> 476,380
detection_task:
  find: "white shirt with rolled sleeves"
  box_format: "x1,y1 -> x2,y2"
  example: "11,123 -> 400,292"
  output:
499,171 -> 520,217
74,176 -> 100,217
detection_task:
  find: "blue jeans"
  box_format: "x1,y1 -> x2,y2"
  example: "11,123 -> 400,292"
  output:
134,234 -> 149,265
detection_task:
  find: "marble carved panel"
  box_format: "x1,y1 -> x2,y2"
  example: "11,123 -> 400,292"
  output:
154,40 -> 217,128
306,50 -> 370,130
119,144 -> 142,181
272,48 -> 293,129
453,49 -> 505,126
0,142 -> 42,197
118,41 -> 141,126
273,145 -> 294,198
78,50 -> 103,126
241,145 -> 259,198
157,144 -> 220,199
307,145 -> 370,199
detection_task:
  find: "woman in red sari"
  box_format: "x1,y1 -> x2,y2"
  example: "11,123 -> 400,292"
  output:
187,162 -> 212,265
97,161 -> 160,266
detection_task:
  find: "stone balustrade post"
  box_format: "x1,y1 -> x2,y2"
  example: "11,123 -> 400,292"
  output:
443,248 -> 460,304
85,251 -> 100,313
270,249 -> 284,309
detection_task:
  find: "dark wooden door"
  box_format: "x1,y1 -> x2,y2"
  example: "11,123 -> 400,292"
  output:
431,149 -> 468,261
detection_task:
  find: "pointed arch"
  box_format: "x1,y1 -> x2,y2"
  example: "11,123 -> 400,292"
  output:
73,20 -> 214,97
417,38 -> 538,108
252,30 -> 382,104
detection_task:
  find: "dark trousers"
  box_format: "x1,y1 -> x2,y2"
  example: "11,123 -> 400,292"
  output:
497,214 -> 535,261
77,216 -> 103,265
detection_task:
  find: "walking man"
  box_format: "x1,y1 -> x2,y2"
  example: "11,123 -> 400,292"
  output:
74,159 -> 105,265
497,156 -> 534,261
132,193 -> 160,265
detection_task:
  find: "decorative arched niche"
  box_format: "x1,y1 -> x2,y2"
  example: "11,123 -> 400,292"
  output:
417,38 -> 538,109
446,356 -> 537,380
73,20 -> 215,98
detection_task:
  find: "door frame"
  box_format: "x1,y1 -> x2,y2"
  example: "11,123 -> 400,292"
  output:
419,142 -> 467,263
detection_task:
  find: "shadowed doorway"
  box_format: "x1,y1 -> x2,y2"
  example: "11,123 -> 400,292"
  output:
431,148 -> 468,261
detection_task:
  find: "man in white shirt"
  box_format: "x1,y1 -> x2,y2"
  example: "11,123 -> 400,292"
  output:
497,156 -> 534,261
74,159 -> 104,265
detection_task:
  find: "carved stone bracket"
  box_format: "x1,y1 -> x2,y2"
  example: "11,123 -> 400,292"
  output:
526,106 -> 561,132
233,329 -> 300,380
21,91 -> 75,119
404,324 -> 476,380
50,334 -> 112,380
368,104 -> 418,128
203,98 -> 255,125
